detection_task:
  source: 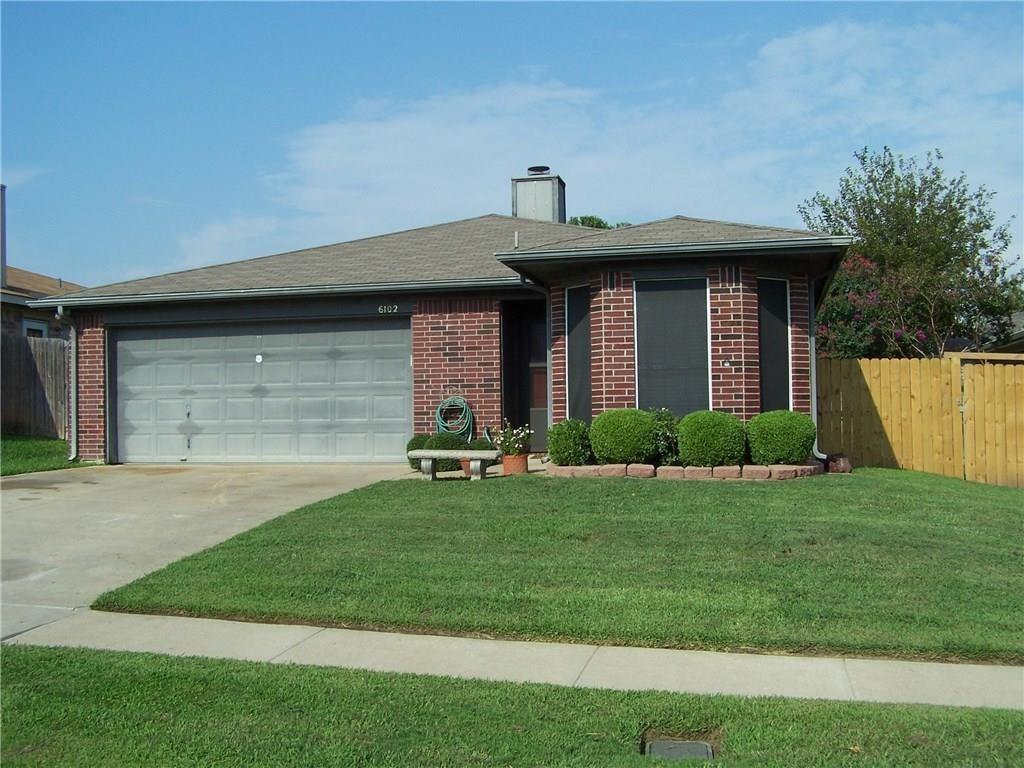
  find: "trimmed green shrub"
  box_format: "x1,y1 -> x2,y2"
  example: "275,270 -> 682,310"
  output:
677,410 -> 746,467
648,408 -> 681,466
468,437 -> 493,451
406,434 -> 430,469
424,432 -> 469,472
547,419 -> 592,466
747,410 -> 817,465
589,409 -> 657,465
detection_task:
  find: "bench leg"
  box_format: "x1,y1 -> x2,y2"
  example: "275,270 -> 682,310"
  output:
420,458 -> 437,481
470,459 -> 486,481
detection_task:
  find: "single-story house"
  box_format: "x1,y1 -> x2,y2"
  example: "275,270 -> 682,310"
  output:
32,168 -> 850,464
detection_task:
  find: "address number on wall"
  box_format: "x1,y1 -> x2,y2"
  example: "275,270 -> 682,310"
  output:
378,304 -> 400,314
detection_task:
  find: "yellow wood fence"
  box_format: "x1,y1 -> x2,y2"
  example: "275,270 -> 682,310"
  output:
816,353 -> 1024,488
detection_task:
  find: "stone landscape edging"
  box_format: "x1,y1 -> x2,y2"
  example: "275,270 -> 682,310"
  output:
545,461 -> 824,480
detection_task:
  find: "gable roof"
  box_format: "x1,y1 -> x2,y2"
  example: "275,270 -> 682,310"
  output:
34,212 -> 850,309
1,266 -> 85,302
37,215 -> 596,306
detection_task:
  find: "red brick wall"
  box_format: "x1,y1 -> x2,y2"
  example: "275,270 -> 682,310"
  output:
708,265 -> 761,419
75,312 -> 106,460
411,297 -> 502,436
549,262 -> 814,424
590,270 -> 636,416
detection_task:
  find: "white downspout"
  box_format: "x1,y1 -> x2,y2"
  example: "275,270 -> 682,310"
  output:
65,311 -> 78,461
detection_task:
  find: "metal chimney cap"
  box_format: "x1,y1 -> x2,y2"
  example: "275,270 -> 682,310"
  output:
527,165 -> 551,175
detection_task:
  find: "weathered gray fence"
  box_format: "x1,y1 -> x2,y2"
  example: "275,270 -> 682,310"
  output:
1,335 -> 67,438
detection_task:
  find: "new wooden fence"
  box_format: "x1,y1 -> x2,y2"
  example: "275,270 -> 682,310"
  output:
817,353 -> 1024,488
1,335 -> 67,438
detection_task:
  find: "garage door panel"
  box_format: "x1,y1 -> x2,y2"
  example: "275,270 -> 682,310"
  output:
261,433 -> 294,457
373,432 -> 408,458
336,396 -> 369,420
115,317 -> 410,462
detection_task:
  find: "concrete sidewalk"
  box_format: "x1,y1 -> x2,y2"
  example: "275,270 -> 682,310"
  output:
7,609 -> 1022,711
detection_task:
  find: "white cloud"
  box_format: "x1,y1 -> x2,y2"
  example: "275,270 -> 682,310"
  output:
177,215 -> 280,269
178,19 -> 1023,266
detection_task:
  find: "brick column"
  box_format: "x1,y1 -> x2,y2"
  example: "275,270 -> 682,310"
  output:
411,297 -> 502,436
709,265 -> 760,419
549,283 -> 567,422
789,276 -> 812,414
75,312 -> 106,460
590,270 -> 636,416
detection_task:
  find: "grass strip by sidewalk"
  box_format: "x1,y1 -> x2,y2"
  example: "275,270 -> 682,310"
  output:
94,469 -> 1024,664
0,435 -> 76,476
3,645 -> 1022,767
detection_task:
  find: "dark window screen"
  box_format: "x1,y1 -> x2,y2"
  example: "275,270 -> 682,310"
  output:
636,279 -> 709,416
566,285 -> 592,422
758,278 -> 790,411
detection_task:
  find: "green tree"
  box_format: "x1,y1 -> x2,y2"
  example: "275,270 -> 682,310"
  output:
568,215 -> 632,229
800,147 -> 1022,357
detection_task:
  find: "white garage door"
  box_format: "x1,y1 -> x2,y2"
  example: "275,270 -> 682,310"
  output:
114,317 -> 411,462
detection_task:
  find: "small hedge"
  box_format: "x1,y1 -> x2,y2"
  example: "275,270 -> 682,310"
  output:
406,434 -> 430,469
677,410 -> 745,467
468,437 -> 493,451
589,409 -> 657,465
747,410 -> 817,465
547,419 -> 592,466
648,408 -> 680,466
424,432 -> 468,472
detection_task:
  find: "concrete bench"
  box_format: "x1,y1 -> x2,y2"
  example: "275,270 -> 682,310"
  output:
407,449 -> 502,481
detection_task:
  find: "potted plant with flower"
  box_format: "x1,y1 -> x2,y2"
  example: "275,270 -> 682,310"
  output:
493,420 -> 532,476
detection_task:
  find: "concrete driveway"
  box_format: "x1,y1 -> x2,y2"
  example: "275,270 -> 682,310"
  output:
1,463 -> 409,639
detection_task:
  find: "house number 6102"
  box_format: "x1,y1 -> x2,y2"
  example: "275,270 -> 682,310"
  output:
378,304 -> 399,314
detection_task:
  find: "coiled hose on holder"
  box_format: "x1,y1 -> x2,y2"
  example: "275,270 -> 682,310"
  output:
434,396 -> 474,441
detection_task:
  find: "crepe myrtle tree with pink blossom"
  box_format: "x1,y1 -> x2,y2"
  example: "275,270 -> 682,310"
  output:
801,147 -> 1023,358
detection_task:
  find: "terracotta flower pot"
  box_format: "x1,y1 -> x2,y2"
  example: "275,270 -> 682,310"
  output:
460,459 -> 471,477
502,454 -> 529,476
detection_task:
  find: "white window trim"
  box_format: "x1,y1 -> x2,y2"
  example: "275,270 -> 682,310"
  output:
632,276 -> 712,412
757,276 -> 793,411
22,318 -> 49,338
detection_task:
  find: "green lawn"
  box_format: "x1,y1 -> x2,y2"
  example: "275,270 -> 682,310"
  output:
95,469 -> 1024,664
0,435 -> 76,476
2,646 -> 1021,767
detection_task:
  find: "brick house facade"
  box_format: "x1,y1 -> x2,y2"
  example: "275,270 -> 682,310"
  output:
39,172 -> 848,464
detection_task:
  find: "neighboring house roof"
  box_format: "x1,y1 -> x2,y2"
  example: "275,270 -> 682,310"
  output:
36,215 -> 597,307
987,310 -> 1024,353
1,266 -> 85,306
33,212 -> 850,309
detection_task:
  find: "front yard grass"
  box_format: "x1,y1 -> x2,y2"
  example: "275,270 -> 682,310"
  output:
0,435 -> 76,476
3,645 -> 1021,767
95,469 -> 1024,664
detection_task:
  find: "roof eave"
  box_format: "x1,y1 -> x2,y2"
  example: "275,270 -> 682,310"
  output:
496,236 -> 853,264
29,275 -> 528,309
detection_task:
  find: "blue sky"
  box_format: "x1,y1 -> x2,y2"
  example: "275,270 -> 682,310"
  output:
3,2 -> 1022,288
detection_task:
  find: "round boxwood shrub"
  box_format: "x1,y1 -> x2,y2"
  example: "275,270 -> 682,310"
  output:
468,437 -> 493,451
424,432 -> 469,472
406,434 -> 430,469
676,410 -> 746,467
589,408 -> 657,465
746,409 -> 817,465
547,419 -> 592,466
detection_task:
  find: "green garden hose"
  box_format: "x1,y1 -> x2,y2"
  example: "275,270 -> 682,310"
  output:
435,396 -> 474,441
